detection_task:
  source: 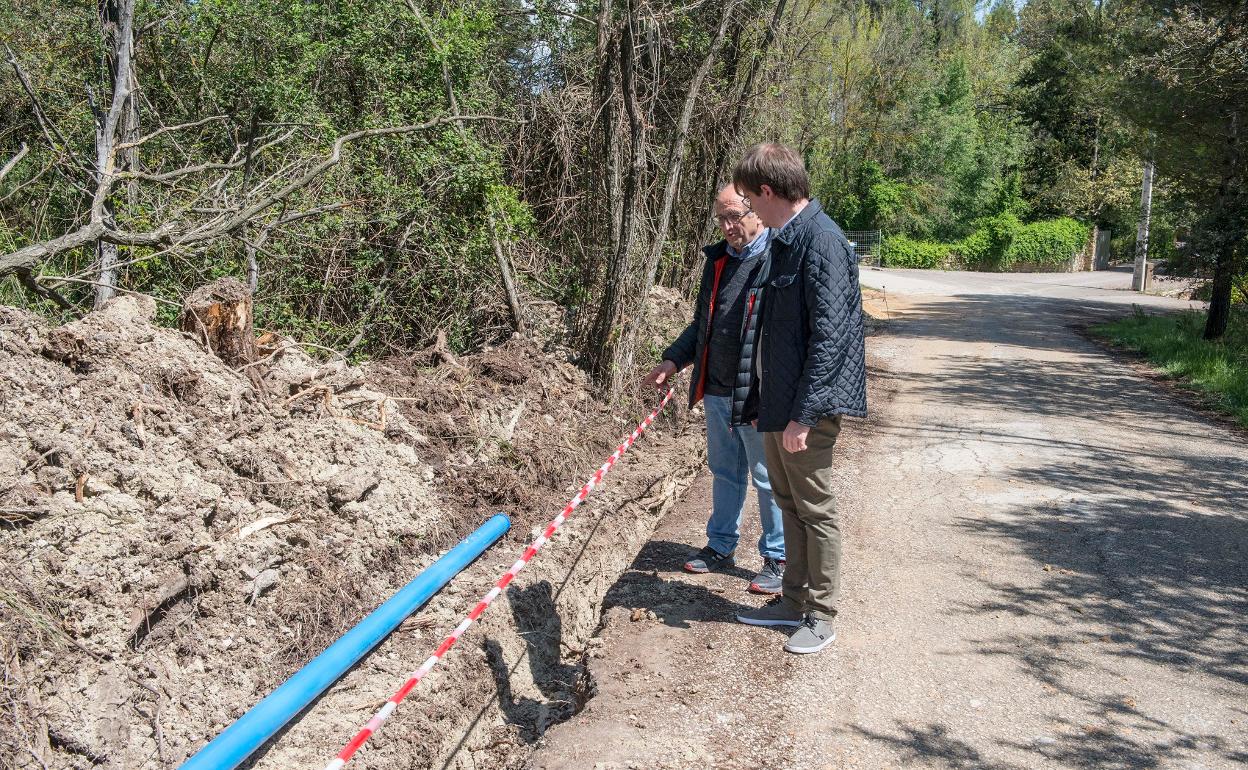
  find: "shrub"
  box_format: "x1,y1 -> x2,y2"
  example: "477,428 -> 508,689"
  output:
952,228 -> 992,267
1002,217 -> 1090,269
881,235 -> 954,268
950,212 -> 1021,269
882,217 -> 1091,272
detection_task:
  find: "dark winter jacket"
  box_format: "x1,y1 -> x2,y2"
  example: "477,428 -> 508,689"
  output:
662,239 -> 771,426
747,200 -> 867,433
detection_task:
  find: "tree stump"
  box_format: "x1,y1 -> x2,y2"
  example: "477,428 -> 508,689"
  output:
179,277 -> 258,369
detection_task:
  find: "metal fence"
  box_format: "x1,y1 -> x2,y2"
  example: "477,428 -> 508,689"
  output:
844,229 -> 883,265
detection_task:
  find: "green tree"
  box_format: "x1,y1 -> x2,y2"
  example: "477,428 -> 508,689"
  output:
1114,0 -> 1247,339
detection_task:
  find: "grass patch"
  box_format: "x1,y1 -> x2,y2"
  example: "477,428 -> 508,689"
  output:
1092,308 -> 1248,427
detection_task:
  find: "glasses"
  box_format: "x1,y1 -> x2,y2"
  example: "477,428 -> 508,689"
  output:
715,211 -> 753,226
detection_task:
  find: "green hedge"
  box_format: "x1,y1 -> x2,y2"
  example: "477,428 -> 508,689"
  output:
880,235 -> 954,268
1001,218 -> 1090,269
881,216 -> 1090,271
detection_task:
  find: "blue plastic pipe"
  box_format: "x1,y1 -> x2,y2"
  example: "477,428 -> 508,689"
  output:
180,512 -> 511,770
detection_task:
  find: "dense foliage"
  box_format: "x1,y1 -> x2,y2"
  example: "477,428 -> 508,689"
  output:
1,0 -> 1244,385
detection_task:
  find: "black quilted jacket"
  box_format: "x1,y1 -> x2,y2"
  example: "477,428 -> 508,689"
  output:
662,239 -> 771,426
747,200 -> 867,432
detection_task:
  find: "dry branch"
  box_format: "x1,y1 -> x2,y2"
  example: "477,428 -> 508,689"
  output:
0,143 -> 29,183
114,114 -> 228,151
0,114 -> 508,278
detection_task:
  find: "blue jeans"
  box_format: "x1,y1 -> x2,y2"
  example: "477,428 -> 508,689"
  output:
703,394 -> 785,559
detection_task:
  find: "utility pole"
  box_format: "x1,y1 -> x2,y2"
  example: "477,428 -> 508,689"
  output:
1131,158 -> 1154,292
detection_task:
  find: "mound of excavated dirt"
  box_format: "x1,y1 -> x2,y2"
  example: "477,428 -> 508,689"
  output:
0,287 -> 702,769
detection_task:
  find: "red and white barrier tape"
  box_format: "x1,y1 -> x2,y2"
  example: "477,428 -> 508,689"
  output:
324,386 -> 676,770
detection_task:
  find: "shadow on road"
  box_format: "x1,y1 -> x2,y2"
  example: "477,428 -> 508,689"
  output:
855,291 -> 1247,769
600,539 -> 785,633
844,722 -> 1028,770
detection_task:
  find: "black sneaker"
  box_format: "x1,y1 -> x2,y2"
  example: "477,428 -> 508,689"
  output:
748,557 -> 785,595
683,546 -> 735,574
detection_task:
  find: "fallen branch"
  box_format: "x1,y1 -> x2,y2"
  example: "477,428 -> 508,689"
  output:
0,507 -> 48,527
127,573 -> 191,649
35,275 -> 183,309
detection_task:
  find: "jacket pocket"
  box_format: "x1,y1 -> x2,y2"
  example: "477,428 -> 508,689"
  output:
767,273 -> 801,320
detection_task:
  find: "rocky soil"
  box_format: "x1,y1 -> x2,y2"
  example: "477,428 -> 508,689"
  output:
0,288 -> 703,769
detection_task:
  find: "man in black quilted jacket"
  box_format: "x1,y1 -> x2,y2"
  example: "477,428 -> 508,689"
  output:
730,143 -> 867,654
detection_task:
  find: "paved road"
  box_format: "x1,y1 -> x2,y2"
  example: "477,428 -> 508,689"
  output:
858,265 -> 1204,307
529,270 -> 1246,769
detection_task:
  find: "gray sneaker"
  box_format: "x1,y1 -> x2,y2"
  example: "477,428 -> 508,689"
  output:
748,557 -> 785,595
783,615 -> 836,654
684,546 -> 734,574
735,596 -> 804,627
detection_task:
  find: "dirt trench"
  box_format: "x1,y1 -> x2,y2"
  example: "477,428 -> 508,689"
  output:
0,288 -> 704,769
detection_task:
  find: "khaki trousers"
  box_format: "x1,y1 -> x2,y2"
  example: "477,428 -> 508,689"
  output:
763,416 -> 842,621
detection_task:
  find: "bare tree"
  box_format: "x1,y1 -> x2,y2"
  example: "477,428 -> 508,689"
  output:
91,0 -> 139,309
1,3 -> 516,332
643,0 -> 739,301
585,0 -> 652,396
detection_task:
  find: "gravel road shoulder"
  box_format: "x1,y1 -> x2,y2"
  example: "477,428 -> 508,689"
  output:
528,282 -> 1248,769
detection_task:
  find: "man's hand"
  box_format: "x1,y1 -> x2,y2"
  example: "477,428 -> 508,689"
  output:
643,360 -> 678,389
782,420 -> 810,453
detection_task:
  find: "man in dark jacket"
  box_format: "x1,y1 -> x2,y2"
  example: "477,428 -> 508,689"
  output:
644,184 -> 786,594
730,143 -> 867,654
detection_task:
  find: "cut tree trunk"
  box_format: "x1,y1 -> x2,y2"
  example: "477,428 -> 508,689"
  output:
179,277 -> 259,368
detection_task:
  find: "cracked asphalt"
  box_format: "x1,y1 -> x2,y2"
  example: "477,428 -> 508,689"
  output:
526,268 -> 1247,769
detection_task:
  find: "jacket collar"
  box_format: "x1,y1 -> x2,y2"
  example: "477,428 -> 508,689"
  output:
703,239 -> 730,260
704,228 -> 774,260
772,199 -> 823,246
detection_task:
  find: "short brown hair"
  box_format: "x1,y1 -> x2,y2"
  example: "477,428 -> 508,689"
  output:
733,143 -> 809,201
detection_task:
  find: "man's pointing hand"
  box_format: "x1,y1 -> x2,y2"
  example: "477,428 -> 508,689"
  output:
643,360 -> 678,389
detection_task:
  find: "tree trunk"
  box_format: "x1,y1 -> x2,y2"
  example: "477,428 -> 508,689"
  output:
577,0 -> 620,314
696,0 -> 790,255
486,212 -> 525,331
241,110 -> 262,292
92,0 -> 137,310
1204,111 -> 1243,341
1204,254 -> 1234,340
179,277 -> 259,368
587,0 -> 647,395
643,2 -> 737,296
1131,158 -> 1154,292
